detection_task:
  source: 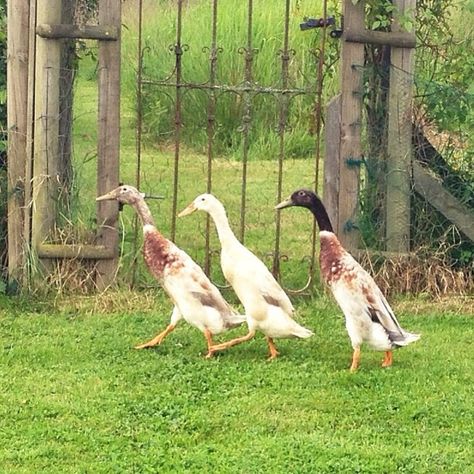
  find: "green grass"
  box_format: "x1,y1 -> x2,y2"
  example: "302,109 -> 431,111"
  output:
1,294 -> 473,473
121,0 -> 340,157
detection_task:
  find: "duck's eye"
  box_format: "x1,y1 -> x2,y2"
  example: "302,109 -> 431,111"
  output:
122,187 -> 128,192
298,191 -> 305,197
201,197 -> 205,201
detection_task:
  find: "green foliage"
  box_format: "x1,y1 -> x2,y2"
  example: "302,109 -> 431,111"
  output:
1,294 -> 473,472
415,0 -> 474,169
121,0 -> 340,159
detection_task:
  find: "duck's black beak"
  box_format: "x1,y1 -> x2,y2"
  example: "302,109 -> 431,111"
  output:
275,197 -> 294,210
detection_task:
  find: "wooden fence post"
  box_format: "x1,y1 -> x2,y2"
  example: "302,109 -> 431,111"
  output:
96,0 -> 121,289
386,0 -> 415,252
31,0 -> 62,268
323,94 -> 341,233
7,0 -> 30,286
338,0 -> 365,249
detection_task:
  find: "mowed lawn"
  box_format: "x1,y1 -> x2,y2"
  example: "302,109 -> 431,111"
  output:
1,293 -> 473,473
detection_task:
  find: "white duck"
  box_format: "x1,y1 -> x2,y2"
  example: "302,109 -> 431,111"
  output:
179,193 -> 313,359
276,189 -> 420,371
96,185 -> 245,357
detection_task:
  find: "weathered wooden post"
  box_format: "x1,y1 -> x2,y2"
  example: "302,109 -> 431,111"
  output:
386,0 -> 415,252
324,0 -> 416,255
95,0 -> 121,289
31,0 -> 62,271
324,0 -> 364,249
7,0 -> 31,286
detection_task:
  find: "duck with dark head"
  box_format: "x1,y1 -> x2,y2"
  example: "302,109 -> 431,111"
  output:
96,185 -> 246,357
276,189 -> 420,372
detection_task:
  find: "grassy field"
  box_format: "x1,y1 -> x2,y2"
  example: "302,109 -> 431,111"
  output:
0,293 -> 473,473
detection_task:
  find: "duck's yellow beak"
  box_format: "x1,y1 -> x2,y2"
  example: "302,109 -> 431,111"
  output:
96,188 -> 119,202
178,202 -> 196,217
275,197 -> 293,210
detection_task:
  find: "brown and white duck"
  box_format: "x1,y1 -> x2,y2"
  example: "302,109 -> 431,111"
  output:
96,185 -> 245,357
179,193 -> 313,359
276,189 -> 420,371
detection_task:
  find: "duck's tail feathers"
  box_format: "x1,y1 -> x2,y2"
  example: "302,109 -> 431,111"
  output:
389,330 -> 420,347
227,313 -> 247,328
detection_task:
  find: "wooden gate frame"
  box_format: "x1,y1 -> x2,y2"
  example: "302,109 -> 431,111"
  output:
323,0 -> 416,253
7,0 -> 121,289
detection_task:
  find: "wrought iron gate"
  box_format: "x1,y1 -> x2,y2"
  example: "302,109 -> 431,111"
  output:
134,0 -> 331,292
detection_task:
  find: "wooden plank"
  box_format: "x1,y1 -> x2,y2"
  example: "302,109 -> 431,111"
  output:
31,0 -> 62,266
338,0 -> 365,249
386,0 -> 415,252
323,94 -> 341,233
345,29 -> 416,48
96,0 -> 121,289
38,244 -> 115,260
36,23 -> 119,41
413,162 -> 474,242
7,0 -> 30,286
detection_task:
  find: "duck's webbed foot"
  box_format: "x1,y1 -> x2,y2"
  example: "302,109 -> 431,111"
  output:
135,324 -> 176,349
266,337 -> 280,360
210,331 -> 256,353
382,350 -> 393,368
350,346 -> 361,372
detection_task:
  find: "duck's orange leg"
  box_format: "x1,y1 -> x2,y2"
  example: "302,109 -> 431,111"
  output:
382,350 -> 393,368
135,324 -> 176,349
210,330 -> 256,353
204,329 -> 215,359
266,337 -> 280,360
350,346 -> 361,372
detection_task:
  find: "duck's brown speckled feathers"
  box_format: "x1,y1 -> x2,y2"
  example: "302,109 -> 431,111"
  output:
143,229 -> 183,280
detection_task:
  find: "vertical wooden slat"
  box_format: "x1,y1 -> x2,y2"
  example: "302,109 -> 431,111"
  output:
31,0 -> 62,261
386,0 -> 415,252
338,0 -> 365,249
7,0 -> 30,285
23,0 -> 38,287
323,94 -> 341,232
96,0 -> 121,288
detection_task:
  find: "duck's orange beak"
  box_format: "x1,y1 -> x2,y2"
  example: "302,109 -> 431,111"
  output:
96,188 -> 120,202
178,202 -> 197,217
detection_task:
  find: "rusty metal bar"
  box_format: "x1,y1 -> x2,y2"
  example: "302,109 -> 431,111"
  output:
143,79 -> 308,96
239,0 -> 255,244
131,0 -> 144,287
204,0 -> 219,274
171,0 -> 184,242
272,0 -> 291,278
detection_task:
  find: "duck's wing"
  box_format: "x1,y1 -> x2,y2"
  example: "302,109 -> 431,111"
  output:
166,245 -> 236,315
343,254 -> 405,336
259,269 -> 295,315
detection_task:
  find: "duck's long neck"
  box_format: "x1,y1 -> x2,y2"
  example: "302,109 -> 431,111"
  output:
134,199 -> 156,227
208,205 -> 240,249
308,196 -> 334,233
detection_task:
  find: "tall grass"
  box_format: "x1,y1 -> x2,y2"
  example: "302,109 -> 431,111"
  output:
121,0 -> 340,158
